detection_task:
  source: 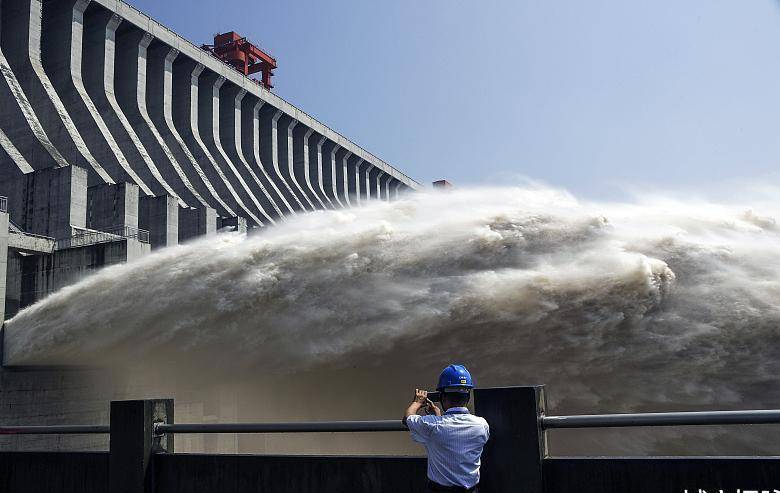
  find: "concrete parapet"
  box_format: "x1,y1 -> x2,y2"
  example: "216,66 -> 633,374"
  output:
178,206 -> 217,243
87,182 -> 140,231
139,195 -> 178,249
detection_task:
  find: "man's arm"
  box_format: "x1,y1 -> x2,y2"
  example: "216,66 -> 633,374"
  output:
402,389 -> 428,426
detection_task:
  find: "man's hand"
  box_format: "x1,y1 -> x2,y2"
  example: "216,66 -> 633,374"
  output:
403,389 -> 433,425
425,398 -> 442,417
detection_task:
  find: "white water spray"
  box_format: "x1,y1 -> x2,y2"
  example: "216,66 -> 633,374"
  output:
5,185 -> 780,454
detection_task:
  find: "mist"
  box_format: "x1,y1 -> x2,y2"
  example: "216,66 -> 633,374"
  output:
5,185 -> 780,455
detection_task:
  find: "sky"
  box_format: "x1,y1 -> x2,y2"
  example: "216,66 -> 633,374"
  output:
128,0 -> 780,199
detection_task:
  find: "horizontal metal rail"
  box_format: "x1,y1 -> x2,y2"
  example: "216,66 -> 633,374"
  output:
155,420 -> 408,435
542,409 -> 780,429
8,410 -> 780,436
0,425 -> 109,435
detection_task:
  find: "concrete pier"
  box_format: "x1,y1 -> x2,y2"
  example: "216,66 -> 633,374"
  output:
178,206 -> 217,243
86,182 -> 139,231
139,194 -> 178,249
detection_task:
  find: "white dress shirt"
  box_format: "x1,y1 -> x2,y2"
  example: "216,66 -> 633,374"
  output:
406,407 -> 490,489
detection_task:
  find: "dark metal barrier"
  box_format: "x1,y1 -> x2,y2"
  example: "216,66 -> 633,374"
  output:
0,451 -> 108,493
544,457 -> 780,493
154,454 -> 428,493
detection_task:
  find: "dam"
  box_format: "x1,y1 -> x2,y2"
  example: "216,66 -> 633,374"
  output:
0,0 -> 421,321
0,0 -> 421,452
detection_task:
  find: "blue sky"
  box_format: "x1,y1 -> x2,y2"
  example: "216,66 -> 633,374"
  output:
130,0 -> 780,198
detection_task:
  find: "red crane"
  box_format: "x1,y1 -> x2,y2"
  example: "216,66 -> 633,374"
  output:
201,32 -> 277,90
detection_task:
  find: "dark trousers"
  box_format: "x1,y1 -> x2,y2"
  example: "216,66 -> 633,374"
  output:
427,479 -> 478,493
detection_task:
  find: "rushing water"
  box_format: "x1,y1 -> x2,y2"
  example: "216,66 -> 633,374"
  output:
5,185 -> 780,454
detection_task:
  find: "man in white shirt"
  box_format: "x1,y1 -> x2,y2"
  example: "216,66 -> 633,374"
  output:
403,364 -> 490,493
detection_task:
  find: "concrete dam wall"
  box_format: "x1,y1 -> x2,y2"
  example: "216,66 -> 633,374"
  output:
0,0 -> 420,233
0,0 -> 422,326
0,0 -> 421,453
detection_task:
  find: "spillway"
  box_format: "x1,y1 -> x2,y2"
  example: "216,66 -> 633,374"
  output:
0,0 -> 421,453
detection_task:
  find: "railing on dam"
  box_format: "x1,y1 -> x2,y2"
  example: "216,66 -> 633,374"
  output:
0,195 -> 7,213
2,387 -> 780,493
54,225 -> 151,250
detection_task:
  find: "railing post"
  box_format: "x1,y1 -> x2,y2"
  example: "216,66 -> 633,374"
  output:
474,385 -> 547,493
109,399 -> 174,493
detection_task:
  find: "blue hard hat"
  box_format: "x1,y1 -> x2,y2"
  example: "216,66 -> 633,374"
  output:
436,364 -> 474,392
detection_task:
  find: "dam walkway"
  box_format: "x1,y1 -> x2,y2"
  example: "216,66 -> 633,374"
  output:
1,386 -> 780,493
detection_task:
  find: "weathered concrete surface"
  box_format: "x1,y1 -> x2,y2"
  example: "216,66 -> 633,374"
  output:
379,173 -> 393,201
145,43 -> 229,216
171,58 -> 243,218
218,216 -> 248,234
113,25 -> 189,206
2,0 -> 112,185
367,166 -> 383,201
293,126 -> 326,209
308,134 -> 334,208
0,0 -> 64,182
197,72 -> 264,225
258,105 -> 303,213
277,115 -> 314,211
41,0 -> 142,189
319,140 -> 340,207
241,99 -> 288,216
10,238 -> 148,310
7,230 -> 55,255
86,182 -> 139,231
178,206 -> 217,243
219,85 -> 277,223
5,165 -> 88,239
357,160 -> 372,202
80,7 -> 166,197
139,194 -> 178,249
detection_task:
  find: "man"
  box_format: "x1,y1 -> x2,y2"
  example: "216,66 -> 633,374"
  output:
403,364 -> 490,493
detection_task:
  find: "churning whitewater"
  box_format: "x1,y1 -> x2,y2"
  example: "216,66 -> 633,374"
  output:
5,185 -> 780,452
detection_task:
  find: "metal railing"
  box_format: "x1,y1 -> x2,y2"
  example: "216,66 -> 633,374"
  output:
154,420 -> 408,436
7,409 -> 780,437
0,421 -> 407,436
0,195 -> 7,213
55,225 -> 150,250
0,425 -> 109,435
542,409 -> 780,429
